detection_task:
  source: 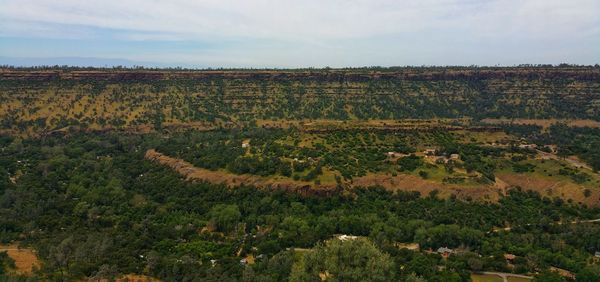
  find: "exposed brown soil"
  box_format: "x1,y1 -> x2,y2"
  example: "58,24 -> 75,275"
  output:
146,149 -> 502,201
116,274 -> 162,282
3,67 -> 599,82
0,244 -> 41,275
145,149 -> 340,196
496,173 -> 600,206
481,118 -> 600,129
352,173 -> 501,202
146,149 -> 600,205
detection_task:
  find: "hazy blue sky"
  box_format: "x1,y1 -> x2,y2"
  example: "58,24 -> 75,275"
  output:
1,0 -> 599,68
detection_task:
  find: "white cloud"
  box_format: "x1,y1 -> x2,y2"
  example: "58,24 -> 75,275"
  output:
1,0 -> 597,41
0,0 -> 598,66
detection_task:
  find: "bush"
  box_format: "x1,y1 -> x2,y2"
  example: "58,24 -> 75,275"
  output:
397,155 -> 424,172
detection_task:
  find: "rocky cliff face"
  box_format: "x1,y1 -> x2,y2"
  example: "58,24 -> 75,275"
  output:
1,67 -> 599,133
2,67 -> 600,81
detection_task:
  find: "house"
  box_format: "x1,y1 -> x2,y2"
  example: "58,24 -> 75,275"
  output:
450,153 -> 460,160
504,253 -> 516,263
436,247 -> 453,258
240,255 -> 255,265
593,252 -> 600,262
423,149 -> 436,156
338,234 -> 358,241
242,140 -> 250,148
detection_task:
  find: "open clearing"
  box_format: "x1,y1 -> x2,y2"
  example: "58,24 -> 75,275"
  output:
481,118 -> 600,129
0,244 -> 41,275
471,273 -> 532,282
147,148 -> 600,204
147,149 -> 498,202
116,274 -> 162,282
145,149 -> 339,196
471,274 -> 504,282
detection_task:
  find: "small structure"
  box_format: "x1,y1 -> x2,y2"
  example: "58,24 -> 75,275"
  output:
504,253 -> 516,263
450,153 -> 460,160
595,251 -> 600,257
395,242 -> 420,251
337,234 -> 358,241
423,149 -> 436,156
436,247 -> 454,258
240,255 -> 255,265
387,152 -> 408,158
242,140 -> 250,148
518,144 -> 537,149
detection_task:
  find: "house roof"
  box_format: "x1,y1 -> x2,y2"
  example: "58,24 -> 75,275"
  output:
437,247 -> 453,253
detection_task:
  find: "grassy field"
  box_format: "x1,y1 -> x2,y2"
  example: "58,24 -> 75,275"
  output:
471,273 -> 532,282
471,274 -> 504,282
481,118 -> 600,129
0,244 -> 41,275
143,124 -> 599,204
496,158 -> 600,206
508,277 -> 533,282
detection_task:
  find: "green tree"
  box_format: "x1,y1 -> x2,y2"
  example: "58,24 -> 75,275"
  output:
577,265 -> 600,282
209,204 -> 241,233
533,270 -> 565,282
290,237 -> 394,282
397,155 -> 423,172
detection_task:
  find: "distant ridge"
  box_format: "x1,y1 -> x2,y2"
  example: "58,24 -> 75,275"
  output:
0,56 -> 169,68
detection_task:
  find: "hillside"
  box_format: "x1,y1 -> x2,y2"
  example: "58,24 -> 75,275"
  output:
1,67 -> 600,281
1,67 -> 599,134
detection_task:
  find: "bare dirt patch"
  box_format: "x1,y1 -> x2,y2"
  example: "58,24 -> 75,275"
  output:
481,118 -> 600,129
116,274 -> 162,282
496,173 -> 600,206
147,149 -> 599,205
145,149 -> 339,196
147,148 -> 502,201
0,244 -> 41,275
352,173 -> 501,202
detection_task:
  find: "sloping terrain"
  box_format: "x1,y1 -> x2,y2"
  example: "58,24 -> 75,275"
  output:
147,148 -> 600,205
145,149 -> 340,196
1,67 -> 599,134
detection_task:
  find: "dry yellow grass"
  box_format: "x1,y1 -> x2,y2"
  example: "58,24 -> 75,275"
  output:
352,172 -> 501,202
0,244 -> 41,275
471,274 -> 504,282
496,173 -> 600,206
145,149 -> 339,196
147,149 -> 599,205
481,118 -> 600,129
116,274 -> 162,282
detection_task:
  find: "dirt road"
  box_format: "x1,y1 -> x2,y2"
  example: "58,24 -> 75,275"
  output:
536,150 -> 593,171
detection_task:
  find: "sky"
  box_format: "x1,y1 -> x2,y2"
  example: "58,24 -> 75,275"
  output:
0,0 -> 599,68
